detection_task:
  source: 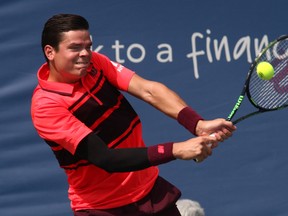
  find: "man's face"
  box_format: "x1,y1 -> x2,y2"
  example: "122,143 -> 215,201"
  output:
46,30 -> 92,83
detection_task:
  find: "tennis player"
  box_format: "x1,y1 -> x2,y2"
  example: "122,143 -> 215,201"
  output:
31,14 -> 236,216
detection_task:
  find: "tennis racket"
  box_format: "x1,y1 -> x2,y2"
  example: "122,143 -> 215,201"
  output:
194,35 -> 288,163
227,35 -> 288,124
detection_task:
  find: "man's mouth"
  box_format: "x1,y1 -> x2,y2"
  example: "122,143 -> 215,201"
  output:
75,61 -> 91,70
76,61 -> 89,66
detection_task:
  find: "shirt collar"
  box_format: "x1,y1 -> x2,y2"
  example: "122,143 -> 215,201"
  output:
37,63 -> 76,96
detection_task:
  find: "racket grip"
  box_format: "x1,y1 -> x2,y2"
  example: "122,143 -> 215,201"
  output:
207,133 -> 215,147
194,134 -> 214,162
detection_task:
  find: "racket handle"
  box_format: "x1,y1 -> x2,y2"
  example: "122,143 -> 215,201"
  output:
207,133 -> 215,147
194,134 -> 214,162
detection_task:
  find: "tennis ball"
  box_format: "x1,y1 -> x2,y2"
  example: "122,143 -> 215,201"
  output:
256,61 -> 274,80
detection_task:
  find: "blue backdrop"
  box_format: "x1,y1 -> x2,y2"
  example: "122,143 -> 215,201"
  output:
1,0 -> 288,215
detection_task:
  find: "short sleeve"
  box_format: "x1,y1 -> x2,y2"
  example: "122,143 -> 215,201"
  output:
31,93 -> 92,155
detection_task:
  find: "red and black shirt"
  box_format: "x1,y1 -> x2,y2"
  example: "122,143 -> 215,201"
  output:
31,52 -> 158,211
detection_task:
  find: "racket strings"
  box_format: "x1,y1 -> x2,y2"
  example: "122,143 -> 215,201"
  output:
249,38 -> 288,110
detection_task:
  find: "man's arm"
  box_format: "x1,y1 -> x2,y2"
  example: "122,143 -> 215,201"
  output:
127,74 -> 236,140
127,74 -> 187,119
75,132 -> 217,172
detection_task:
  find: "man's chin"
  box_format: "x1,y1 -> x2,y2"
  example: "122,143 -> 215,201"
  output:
76,67 -> 88,75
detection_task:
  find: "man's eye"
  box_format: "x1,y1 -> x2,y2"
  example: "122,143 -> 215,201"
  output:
71,46 -> 81,51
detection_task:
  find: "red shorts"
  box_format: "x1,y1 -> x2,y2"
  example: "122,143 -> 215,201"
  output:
73,176 -> 182,216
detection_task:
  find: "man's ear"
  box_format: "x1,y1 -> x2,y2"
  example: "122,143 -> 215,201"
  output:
44,45 -> 55,61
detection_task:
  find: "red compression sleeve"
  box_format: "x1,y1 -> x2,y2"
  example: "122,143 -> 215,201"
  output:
177,106 -> 204,135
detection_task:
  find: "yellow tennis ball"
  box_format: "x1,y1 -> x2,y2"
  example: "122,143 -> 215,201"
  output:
256,61 -> 274,80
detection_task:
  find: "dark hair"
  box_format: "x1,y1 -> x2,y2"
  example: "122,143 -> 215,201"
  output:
41,14 -> 89,60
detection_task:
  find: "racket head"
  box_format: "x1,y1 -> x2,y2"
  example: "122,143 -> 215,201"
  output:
246,35 -> 288,111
